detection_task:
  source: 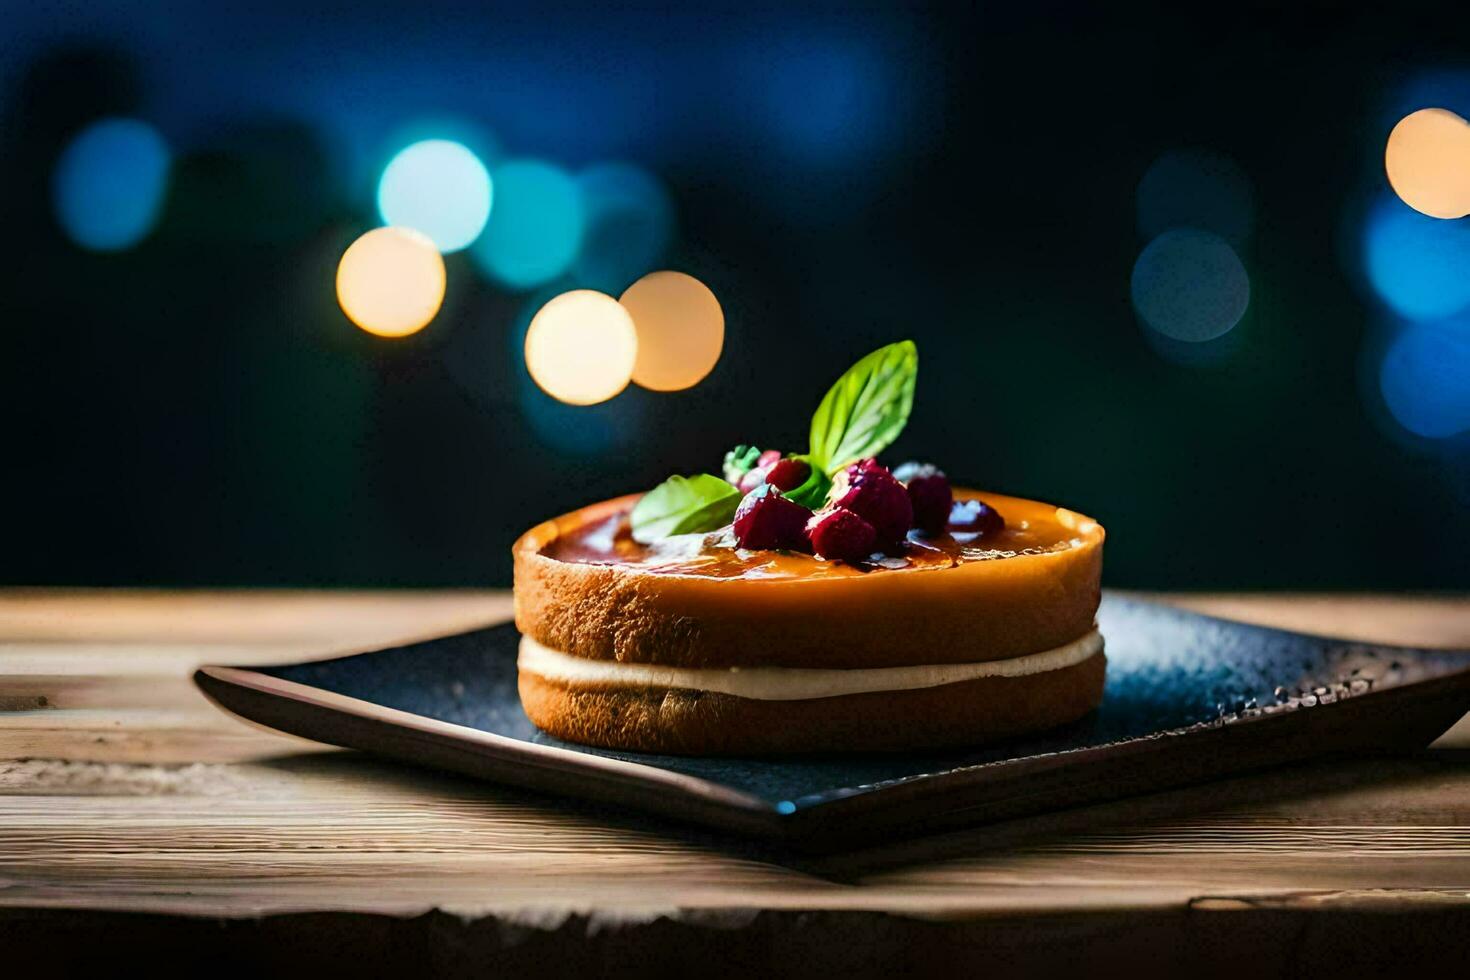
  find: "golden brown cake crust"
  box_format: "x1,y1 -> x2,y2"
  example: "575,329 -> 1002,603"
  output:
512,491 -> 1105,670
518,651 -> 1107,755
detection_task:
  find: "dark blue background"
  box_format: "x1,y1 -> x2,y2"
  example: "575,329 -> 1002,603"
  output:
3,3 -> 1467,587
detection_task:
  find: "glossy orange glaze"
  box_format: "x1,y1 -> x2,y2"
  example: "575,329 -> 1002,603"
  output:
540,492 -> 1086,581
514,489 -> 1104,668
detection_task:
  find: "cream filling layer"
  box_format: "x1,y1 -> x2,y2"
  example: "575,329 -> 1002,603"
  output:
518,629 -> 1103,702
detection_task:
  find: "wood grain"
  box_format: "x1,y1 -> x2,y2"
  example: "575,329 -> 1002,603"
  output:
2,590 -> 1469,973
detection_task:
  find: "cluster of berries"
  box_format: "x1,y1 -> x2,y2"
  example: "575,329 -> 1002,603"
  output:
729,455 -> 1000,563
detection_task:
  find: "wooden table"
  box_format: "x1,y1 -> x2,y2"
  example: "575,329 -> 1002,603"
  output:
4,591 -> 1469,977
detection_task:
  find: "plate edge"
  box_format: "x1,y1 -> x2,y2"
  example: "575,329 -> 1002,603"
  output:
193,665 -> 781,822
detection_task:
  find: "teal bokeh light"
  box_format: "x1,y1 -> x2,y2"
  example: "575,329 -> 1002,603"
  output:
1379,317 -> 1470,439
377,139 -> 492,253
573,163 -> 674,292
1136,148 -> 1255,248
1131,229 -> 1250,343
471,160 -> 584,288
53,118 -> 171,252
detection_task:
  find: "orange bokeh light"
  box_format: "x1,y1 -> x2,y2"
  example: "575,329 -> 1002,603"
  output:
336,227 -> 446,338
1385,108 -> 1470,219
619,271 -> 724,392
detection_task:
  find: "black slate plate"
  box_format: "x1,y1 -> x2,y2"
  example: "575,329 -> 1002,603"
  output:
195,596 -> 1470,848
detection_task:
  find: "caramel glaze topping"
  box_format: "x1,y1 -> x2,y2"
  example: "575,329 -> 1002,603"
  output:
540,495 -> 1086,581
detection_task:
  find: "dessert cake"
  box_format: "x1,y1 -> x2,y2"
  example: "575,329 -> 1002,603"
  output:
513,341 -> 1105,754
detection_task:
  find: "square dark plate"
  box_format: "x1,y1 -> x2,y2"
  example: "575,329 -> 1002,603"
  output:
195,596 -> 1470,848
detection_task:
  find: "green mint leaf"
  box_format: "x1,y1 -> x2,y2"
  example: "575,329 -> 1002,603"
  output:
779,454 -> 833,510
630,474 -> 741,544
807,340 -> 918,476
721,444 -> 762,484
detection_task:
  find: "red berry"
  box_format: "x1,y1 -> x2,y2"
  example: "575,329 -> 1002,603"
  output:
807,507 -> 877,562
765,457 -> 811,492
733,484 -> 813,551
897,464 -> 952,535
736,449 -> 785,494
828,458 -> 913,546
947,498 -> 1004,538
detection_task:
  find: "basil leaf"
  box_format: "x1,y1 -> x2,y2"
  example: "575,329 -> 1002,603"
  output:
807,340 -> 918,476
630,473 -> 741,544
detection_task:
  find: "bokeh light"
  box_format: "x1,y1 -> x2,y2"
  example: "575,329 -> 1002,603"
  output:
516,359 -> 647,454
524,290 -> 638,405
619,271 -> 724,391
756,37 -> 891,167
1142,315 -> 1248,367
1384,108 -> 1470,220
1137,148 -> 1255,247
573,163 -> 674,291
376,139 -> 492,252
1362,194 -> 1470,321
501,290 -> 648,455
335,227 -> 446,338
53,117 -> 171,251
472,159 -> 584,288
1130,229 -> 1250,342
1379,317 -> 1470,439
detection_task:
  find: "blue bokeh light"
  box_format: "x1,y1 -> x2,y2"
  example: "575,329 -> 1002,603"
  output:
52,118 -> 171,252
1388,70 -> 1470,127
1362,194 -> 1470,321
377,139 -> 492,253
1131,229 -> 1250,343
1137,148 -> 1255,247
1379,317 -> 1470,439
471,160 -> 584,289
572,163 -> 674,292
755,37 -> 891,167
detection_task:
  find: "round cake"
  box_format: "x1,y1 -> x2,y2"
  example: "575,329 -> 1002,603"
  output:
513,489 -> 1105,754
512,340 -> 1105,754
